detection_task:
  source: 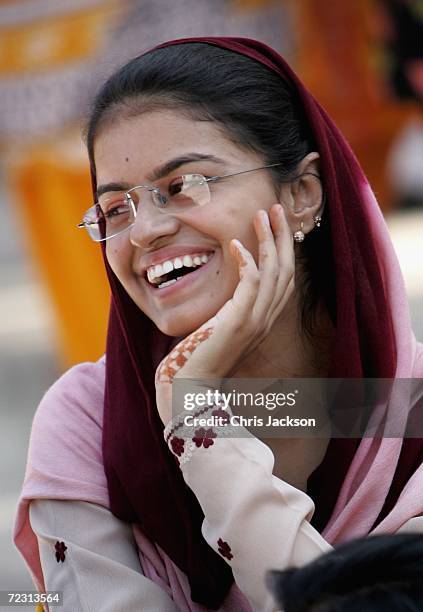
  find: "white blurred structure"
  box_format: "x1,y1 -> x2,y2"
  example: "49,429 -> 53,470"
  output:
387,117 -> 423,206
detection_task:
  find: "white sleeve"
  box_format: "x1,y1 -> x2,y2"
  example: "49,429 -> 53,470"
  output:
396,516 -> 423,533
29,499 -> 178,612
165,416 -> 332,612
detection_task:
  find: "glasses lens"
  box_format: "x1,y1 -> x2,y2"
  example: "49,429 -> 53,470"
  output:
79,204 -> 106,241
81,176 -> 211,241
153,174 -> 210,212
96,193 -> 135,240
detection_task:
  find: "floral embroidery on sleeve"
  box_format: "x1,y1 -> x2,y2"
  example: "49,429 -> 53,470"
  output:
164,401 -> 236,466
211,407 -> 230,424
192,427 -> 217,448
170,436 -> 185,457
55,541 -> 67,563
217,538 -> 233,560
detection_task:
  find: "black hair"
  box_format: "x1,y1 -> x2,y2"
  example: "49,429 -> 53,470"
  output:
267,533 -> 423,611
86,43 -> 335,347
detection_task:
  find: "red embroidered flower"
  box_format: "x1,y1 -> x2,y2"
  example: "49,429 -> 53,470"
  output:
192,427 -> 217,448
170,436 -> 185,457
212,408 -> 230,424
55,541 -> 67,563
217,538 -> 233,560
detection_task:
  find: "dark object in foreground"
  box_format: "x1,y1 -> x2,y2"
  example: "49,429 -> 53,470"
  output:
267,533 -> 423,611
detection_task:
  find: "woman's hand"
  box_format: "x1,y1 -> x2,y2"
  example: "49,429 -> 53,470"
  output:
155,203 -> 295,425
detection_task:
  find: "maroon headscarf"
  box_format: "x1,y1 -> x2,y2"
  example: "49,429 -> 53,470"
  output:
94,38 -> 422,608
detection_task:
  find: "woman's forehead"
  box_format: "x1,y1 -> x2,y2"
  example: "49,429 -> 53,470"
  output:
95,109 -> 239,150
93,110 -> 255,183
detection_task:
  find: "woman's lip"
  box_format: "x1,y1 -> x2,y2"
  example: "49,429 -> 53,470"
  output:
145,252 -> 216,298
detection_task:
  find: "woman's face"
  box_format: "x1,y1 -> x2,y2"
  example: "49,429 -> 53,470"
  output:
94,109 -> 286,337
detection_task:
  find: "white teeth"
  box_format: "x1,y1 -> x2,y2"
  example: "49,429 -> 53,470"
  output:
146,251 -> 213,285
162,260 -> 173,274
158,276 -> 184,289
158,278 -> 178,289
147,268 -> 156,282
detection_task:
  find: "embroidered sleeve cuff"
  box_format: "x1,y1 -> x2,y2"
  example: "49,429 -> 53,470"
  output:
164,403 -> 237,466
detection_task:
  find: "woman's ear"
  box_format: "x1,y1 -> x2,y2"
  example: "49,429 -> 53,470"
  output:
281,152 -> 325,238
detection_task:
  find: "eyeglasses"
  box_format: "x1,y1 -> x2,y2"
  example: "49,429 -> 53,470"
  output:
77,163 -> 313,242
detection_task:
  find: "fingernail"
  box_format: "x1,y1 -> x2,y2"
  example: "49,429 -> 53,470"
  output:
260,210 -> 270,227
232,238 -> 243,249
278,205 -> 287,222
270,204 -> 283,218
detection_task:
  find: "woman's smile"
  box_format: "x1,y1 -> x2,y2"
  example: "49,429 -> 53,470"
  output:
143,250 -> 216,298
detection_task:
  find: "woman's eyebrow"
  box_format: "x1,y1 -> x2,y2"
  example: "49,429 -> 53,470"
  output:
96,153 -> 226,199
97,181 -> 131,198
146,153 -> 226,182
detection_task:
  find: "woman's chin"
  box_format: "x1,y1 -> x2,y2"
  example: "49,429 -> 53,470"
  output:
153,312 -> 214,338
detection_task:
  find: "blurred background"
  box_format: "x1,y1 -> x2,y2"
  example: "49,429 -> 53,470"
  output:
1,0 -> 422,602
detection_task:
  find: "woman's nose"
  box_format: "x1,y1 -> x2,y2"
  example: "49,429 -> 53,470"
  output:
129,199 -> 180,247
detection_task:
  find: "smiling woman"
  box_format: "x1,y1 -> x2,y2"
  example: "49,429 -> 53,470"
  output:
92,107 -> 321,340
13,38 -> 423,612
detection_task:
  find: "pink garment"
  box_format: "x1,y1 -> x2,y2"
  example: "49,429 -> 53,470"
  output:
13,356 -> 250,611
321,183 -> 423,542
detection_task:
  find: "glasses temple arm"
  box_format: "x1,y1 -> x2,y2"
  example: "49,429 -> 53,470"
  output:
205,165 -> 321,184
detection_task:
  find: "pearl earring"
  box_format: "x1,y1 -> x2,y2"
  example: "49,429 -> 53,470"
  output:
293,221 -> 305,242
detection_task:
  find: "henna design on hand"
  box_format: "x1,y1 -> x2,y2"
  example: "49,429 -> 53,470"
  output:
156,327 -> 214,383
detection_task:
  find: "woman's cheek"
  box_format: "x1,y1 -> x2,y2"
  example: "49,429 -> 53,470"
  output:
106,243 -> 129,278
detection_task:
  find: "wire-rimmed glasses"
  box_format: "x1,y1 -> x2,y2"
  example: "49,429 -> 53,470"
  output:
77,163 -> 304,242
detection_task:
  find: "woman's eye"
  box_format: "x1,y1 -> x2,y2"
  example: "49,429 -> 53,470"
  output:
104,203 -> 130,219
168,178 -> 183,196
167,175 -> 211,197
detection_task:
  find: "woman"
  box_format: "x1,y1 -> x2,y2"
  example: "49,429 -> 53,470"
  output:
14,37 -> 423,611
